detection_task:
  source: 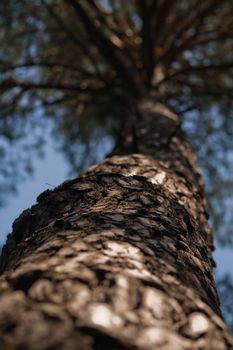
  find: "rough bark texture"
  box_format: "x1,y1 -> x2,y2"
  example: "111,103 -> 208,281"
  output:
0,100 -> 232,349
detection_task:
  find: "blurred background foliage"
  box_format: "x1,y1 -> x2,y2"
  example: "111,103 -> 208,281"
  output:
0,0 -> 233,329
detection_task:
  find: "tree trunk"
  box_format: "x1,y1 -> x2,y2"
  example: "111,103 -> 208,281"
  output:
0,98 -> 232,350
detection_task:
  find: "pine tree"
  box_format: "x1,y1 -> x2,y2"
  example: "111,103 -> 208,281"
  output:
0,1 -> 233,349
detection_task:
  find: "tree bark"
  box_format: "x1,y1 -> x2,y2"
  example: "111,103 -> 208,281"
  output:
0,98 -> 232,350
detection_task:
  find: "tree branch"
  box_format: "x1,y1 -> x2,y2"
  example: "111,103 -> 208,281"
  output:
64,0 -> 143,96
85,0 -> 140,80
156,62 -> 233,86
167,83 -> 233,99
0,78 -> 108,94
152,0 -> 178,54
41,0 -> 103,78
137,1 -> 154,86
160,0 -> 223,65
0,61 -> 94,77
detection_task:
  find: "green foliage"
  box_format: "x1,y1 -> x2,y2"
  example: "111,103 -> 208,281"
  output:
0,0 -> 233,244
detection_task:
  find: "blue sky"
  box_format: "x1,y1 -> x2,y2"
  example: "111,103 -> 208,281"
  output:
0,137 -> 232,278
0,138 -> 68,245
